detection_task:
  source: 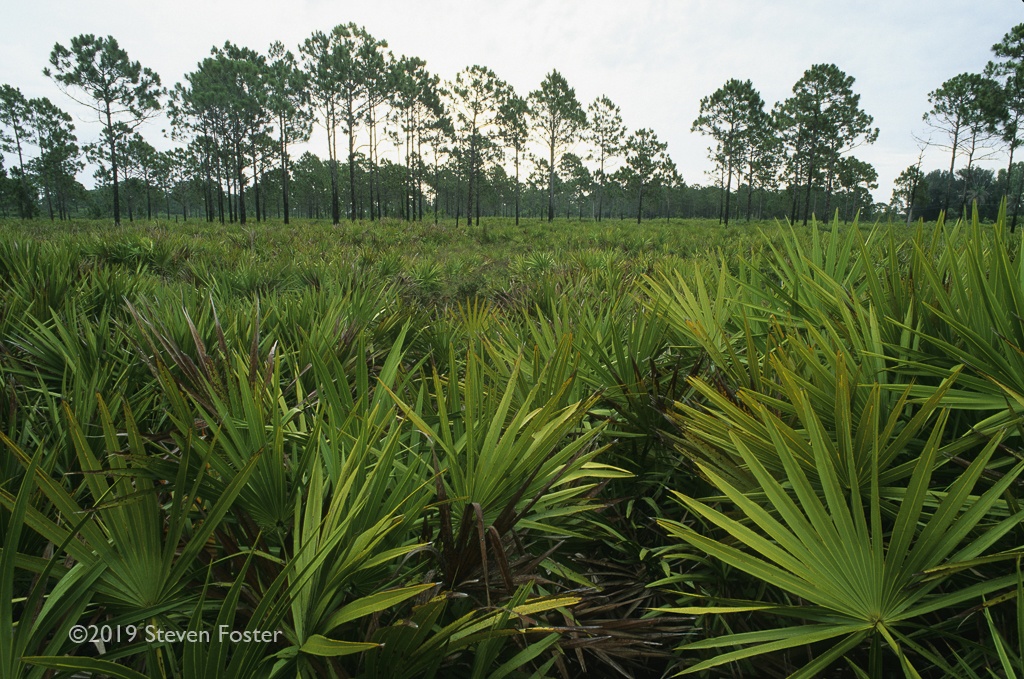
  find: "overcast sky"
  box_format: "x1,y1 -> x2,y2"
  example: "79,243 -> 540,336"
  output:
2,0 -> 1022,202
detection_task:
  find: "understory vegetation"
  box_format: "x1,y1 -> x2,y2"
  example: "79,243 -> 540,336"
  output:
1,212 -> 1023,678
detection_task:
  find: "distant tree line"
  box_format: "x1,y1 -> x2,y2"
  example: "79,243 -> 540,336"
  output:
3,24 -> 1024,224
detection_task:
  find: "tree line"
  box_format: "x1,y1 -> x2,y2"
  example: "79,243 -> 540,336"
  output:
2,24 -> 1024,225
892,26 -> 1024,227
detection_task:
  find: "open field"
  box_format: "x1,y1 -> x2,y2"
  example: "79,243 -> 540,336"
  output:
2,213 -> 1024,678
0,216 -> 794,301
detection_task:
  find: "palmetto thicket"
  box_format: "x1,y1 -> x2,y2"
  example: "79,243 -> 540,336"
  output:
1,209 -> 1024,678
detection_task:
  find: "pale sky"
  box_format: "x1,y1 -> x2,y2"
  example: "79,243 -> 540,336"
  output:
2,0 -> 1022,203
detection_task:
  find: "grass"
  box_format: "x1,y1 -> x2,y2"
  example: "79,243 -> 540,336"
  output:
0,216 -> 799,303
1,211 -> 1021,678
